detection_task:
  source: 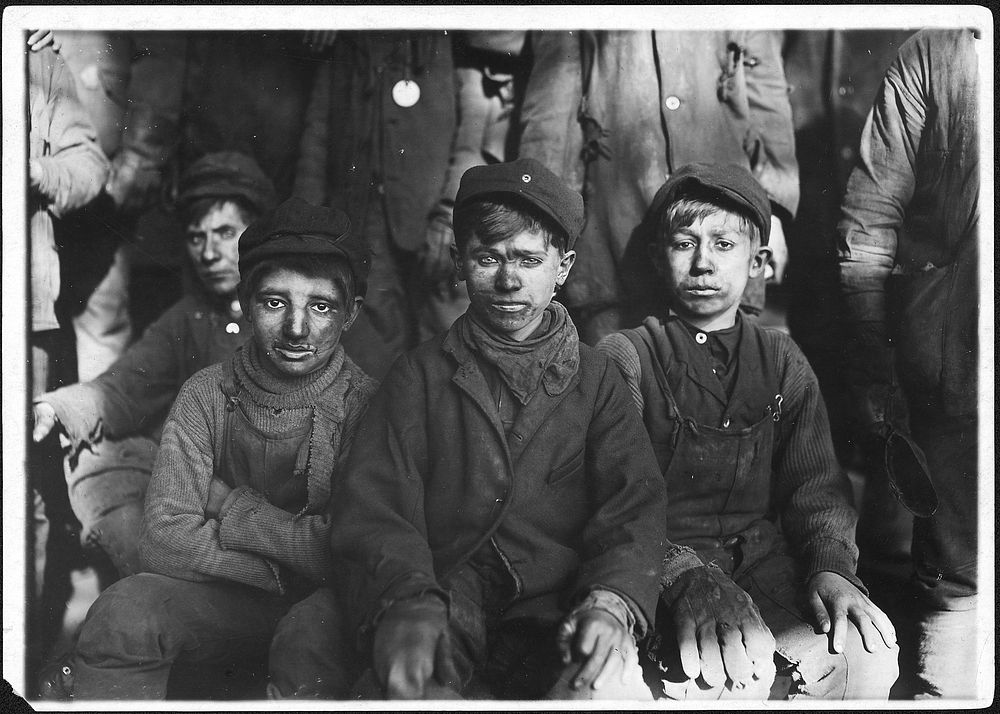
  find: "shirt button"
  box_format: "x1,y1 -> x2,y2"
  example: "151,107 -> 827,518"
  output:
695,332 -> 708,344
225,322 -> 240,334
665,95 -> 681,110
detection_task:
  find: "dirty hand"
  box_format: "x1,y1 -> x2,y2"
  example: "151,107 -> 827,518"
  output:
663,565 -> 776,689
556,606 -> 632,691
32,401 -> 60,443
204,478 -> 233,520
807,571 -> 897,653
764,216 -> 788,283
418,212 -> 457,285
373,595 -> 459,699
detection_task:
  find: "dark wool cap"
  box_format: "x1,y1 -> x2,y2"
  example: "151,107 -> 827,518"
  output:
455,158 -> 585,248
238,197 -> 372,295
648,163 -> 772,244
176,151 -> 278,216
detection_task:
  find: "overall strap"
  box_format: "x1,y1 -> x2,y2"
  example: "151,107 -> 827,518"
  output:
213,356 -> 242,479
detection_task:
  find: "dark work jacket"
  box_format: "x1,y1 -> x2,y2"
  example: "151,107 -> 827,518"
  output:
295,31 -> 456,252
329,320 -> 670,636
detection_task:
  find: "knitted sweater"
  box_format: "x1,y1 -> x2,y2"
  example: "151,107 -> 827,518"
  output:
139,343 -> 376,594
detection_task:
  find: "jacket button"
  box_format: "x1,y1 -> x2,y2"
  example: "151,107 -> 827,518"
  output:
722,417 -> 731,428
665,95 -> 681,110
513,433 -> 523,441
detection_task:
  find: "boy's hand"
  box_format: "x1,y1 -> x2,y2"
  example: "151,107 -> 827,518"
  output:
807,571 -> 897,653
204,478 -> 233,519
373,595 -> 459,699
556,606 -> 632,691
664,565 -> 775,690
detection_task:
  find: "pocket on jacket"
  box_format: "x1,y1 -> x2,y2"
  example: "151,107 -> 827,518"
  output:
547,446 -> 585,485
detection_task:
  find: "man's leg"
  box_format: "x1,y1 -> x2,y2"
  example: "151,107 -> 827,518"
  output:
741,552 -> 899,700
63,573 -> 291,699
267,588 -> 357,698
908,413 -> 983,699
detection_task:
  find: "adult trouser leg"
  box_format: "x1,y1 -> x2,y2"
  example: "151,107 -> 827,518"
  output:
908,414 -> 982,699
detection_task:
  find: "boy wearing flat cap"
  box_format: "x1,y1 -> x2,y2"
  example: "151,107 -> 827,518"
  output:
47,197 -> 377,700
31,151 -> 275,581
328,158 -> 738,701
598,163 -> 899,700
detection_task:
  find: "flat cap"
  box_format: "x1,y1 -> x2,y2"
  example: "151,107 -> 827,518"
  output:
455,158 -> 585,248
648,163 -> 771,244
177,151 -> 278,215
238,196 -> 372,295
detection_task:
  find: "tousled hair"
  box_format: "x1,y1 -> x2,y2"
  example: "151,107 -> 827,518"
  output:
237,253 -> 358,314
657,196 -> 761,247
182,196 -> 259,232
453,195 -> 569,255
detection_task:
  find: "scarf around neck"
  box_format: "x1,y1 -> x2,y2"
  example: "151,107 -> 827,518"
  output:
459,300 -> 580,405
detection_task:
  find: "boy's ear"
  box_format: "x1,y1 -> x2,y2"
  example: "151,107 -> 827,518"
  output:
450,243 -> 464,280
343,295 -> 364,331
556,250 -> 577,286
749,244 -> 772,278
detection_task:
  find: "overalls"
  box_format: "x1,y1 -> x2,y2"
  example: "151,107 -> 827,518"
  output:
624,324 -> 896,700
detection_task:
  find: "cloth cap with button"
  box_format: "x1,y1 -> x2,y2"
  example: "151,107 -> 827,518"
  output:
647,162 -> 772,245
176,151 -> 278,216
455,158 -> 585,249
238,196 -> 372,296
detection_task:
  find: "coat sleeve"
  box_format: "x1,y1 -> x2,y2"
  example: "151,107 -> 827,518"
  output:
770,335 -> 866,592
836,36 -> 924,430
40,301 -> 196,448
328,355 -> 442,630
570,356 -> 672,635
215,379 -> 375,584
139,372 -> 283,592
32,49 -> 109,218
516,31 -> 586,193
742,30 -> 799,220
292,59 -> 331,204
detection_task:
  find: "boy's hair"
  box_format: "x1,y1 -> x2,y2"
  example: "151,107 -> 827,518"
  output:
238,253 -> 358,313
657,194 -> 762,247
182,195 -> 260,232
453,195 -> 570,255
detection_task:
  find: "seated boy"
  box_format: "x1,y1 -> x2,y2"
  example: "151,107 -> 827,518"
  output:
31,151 -> 274,577
327,158 -> 677,700
598,163 -> 899,699
43,197 -> 377,700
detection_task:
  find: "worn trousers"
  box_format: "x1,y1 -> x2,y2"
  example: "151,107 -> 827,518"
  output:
907,411 -> 984,699
67,573 -> 346,699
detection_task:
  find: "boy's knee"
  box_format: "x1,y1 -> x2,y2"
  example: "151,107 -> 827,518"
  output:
785,625 -> 898,700
78,574 -> 178,651
269,589 -> 354,698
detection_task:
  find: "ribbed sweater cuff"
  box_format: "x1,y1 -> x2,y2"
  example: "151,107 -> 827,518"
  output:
805,540 -> 867,595
660,544 -> 707,591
